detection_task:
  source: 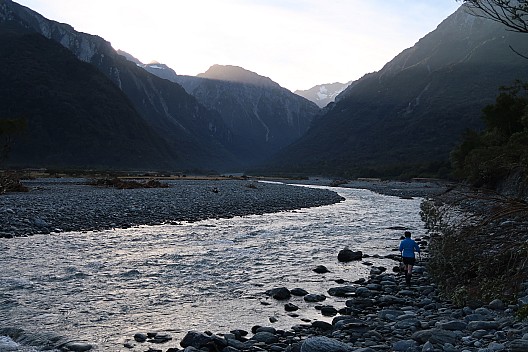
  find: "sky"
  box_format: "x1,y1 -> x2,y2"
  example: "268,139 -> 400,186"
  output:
15,0 -> 461,92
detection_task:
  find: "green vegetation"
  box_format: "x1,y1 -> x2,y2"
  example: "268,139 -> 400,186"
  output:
451,81 -> 528,188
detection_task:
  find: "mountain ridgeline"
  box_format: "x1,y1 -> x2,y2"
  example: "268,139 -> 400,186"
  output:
266,6 -> 528,178
1,0 -> 528,178
138,63 -> 321,165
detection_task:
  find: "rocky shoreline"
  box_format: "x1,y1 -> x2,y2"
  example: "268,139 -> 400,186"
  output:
0,178 -> 345,238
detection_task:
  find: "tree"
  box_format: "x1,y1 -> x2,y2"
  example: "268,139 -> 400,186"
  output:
461,0 -> 528,33
461,0 -> 528,58
0,118 -> 26,164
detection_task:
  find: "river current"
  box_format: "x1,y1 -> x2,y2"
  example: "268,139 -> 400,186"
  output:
0,184 -> 425,351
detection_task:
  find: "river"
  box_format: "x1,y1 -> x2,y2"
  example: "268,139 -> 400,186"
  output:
0,184 -> 424,351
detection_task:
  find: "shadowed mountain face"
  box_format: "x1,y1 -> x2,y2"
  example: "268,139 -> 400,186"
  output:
1,0 -> 239,171
140,63 -> 321,166
266,5 -> 528,178
0,24 -> 177,170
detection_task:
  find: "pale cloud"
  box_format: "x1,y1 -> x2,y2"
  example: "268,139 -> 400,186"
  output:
15,0 -> 461,91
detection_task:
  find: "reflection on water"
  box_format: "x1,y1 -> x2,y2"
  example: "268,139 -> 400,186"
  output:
0,185 -> 424,351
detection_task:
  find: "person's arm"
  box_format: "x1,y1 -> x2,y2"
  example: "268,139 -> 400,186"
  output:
414,241 -> 420,253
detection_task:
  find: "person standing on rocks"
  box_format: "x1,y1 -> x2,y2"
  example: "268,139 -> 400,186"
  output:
399,231 -> 420,286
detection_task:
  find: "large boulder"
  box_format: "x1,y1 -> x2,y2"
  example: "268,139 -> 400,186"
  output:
337,248 -> 363,262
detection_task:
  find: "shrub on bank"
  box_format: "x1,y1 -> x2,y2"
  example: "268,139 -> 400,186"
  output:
421,195 -> 528,307
0,170 -> 28,194
89,177 -> 169,189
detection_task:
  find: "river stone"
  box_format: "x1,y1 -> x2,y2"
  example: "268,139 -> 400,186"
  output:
291,288 -> 309,296
304,294 -> 326,302
467,321 -> 500,331
320,305 -> 338,316
267,287 -> 291,300
509,339 -> 528,352
62,342 -> 93,351
251,331 -> 278,344
134,333 -> 147,342
311,321 -> 334,331
392,339 -> 416,351
180,330 -> 222,349
488,299 -> 505,310
313,265 -> 330,273
337,248 -> 363,262
300,336 -> 354,352
285,303 -> 299,312
411,328 -> 458,345
437,320 -> 468,331
327,286 -> 356,297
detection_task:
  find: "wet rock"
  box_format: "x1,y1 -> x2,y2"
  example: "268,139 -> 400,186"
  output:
313,265 -> 330,274
291,288 -> 309,296
180,330 -> 226,350
285,303 -> 299,312
62,342 -> 93,351
267,287 -> 291,300
304,293 -> 326,302
133,333 -> 147,342
327,286 -> 356,297
320,305 -> 338,316
337,248 -> 363,262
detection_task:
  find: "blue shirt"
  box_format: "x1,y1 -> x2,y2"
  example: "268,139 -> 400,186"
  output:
399,238 -> 420,258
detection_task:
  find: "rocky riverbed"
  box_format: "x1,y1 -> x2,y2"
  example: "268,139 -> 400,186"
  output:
0,178 -> 345,238
2,177 -> 528,352
118,256 -> 528,352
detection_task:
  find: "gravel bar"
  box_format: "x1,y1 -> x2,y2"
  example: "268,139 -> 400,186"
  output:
0,178 -> 344,238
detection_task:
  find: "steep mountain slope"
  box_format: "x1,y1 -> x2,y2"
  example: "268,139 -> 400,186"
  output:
267,5 -> 528,178
140,63 -> 321,166
0,24 -> 177,170
295,82 -> 351,108
1,0 -> 238,171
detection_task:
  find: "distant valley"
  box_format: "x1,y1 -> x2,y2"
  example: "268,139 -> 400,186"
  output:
1,0 -> 527,179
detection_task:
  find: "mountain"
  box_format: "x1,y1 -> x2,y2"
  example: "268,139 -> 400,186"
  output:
138,63 -> 321,166
0,23 -> 177,170
1,0 -> 238,171
295,82 -> 351,108
266,5 -> 528,178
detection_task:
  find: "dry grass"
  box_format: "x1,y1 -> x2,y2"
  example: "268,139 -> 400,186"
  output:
422,188 -> 528,306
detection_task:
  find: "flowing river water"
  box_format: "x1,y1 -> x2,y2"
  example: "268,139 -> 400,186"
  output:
0,184 -> 425,351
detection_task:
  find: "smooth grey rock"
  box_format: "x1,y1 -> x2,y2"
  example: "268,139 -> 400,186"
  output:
392,339 -> 417,351
291,288 -> 309,296
437,320 -> 467,331
300,336 -> 354,352
488,299 -> 505,310
467,321 -> 500,331
327,286 -> 356,297
304,293 -> 326,302
509,339 -> 528,352
62,342 -> 93,351
411,328 -> 458,345
251,331 -> 278,344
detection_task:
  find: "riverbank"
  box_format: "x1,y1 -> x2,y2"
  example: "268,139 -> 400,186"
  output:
0,178 -> 344,238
